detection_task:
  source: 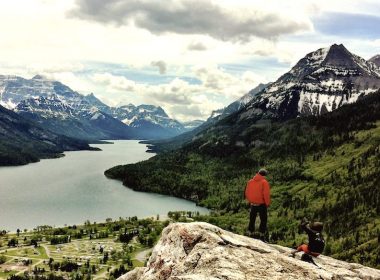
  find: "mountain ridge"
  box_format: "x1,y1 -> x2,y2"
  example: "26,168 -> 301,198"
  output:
235,44 -> 380,122
1,74 -> 191,140
142,44 -> 380,153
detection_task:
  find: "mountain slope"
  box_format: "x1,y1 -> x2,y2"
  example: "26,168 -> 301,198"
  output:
208,83 -> 268,122
15,95 -> 135,140
236,44 -> 380,122
111,104 -> 185,139
0,104 -> 95,166
106,91 -> 380,268
182,120 -> 205,131
146,44 -> 380,153
143,83 -> 269,153
369,54 -> 380,67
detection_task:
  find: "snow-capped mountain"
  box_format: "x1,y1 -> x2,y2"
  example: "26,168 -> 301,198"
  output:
238,44 -> 380,121
0,75 -> 134,140
15,95 -> 135,140
1,75 -> 187,140
113,104 -> 184,130
84,93 -> 187,138
150,44 -> 380,153
182,120 -> 205,131
0,75 -> 82,109
208,83 -> 269,122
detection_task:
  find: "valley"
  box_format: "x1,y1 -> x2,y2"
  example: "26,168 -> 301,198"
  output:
0,216 -> 171,280
2,1 -> 380,279
105,44 -> 380,269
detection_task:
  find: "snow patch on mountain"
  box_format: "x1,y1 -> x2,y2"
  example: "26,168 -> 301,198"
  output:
239,44 -> 380,121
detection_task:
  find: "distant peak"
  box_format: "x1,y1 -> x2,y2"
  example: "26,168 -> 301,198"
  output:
32,74 -> 46,80
369,54 -> 380,67
120,103 -> 135,109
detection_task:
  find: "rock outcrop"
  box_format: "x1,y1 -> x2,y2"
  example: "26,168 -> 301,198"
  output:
119,222 -> 380,280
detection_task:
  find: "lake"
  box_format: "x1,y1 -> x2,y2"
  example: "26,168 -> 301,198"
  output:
0,140 -> 208,231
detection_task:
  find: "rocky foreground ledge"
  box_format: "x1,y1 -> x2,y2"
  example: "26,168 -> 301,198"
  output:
119,222 -> 380,280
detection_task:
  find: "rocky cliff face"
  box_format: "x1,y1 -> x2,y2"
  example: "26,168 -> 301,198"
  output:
119,222 -> 380,280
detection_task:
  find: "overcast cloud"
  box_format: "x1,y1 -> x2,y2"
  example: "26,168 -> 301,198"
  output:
69,0 -> 312,42
187,41 -> 208,51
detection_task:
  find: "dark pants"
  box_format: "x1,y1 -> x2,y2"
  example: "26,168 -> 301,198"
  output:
248,204 -> 267,233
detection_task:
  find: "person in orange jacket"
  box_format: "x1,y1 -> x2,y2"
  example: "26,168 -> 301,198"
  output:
245,169 -> 271,239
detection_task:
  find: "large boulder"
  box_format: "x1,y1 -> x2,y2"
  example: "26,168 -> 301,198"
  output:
119,222 -> 380,280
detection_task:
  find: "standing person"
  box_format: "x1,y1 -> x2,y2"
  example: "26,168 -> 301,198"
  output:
245,168 -> 271,241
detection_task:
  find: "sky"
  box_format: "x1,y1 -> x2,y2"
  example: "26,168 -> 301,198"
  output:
1,0 -> 380,122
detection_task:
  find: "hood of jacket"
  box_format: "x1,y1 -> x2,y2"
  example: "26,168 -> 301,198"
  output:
252,173 -> 265,182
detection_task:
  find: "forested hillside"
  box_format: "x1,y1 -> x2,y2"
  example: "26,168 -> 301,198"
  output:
0,105 -> 96,166
106,92 -> 380,268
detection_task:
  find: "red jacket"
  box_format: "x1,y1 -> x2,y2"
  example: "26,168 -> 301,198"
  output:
245,173 -> 271,206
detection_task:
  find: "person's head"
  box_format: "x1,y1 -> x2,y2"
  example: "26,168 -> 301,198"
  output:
310,222 -> 323,232
258,169 -> 268,176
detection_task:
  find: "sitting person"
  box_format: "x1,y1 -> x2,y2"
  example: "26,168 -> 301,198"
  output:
291,218 -> 325,258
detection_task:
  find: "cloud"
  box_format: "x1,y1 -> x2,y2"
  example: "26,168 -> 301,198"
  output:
69,0 -> 312,42
151,60 -> 167,74
187,41 -> 208,51
170,104 -> 203,118
91,73 -> 138,92
89,64 -> 266,121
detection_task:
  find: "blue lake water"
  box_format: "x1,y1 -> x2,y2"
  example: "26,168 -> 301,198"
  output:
0,140 -> 208,231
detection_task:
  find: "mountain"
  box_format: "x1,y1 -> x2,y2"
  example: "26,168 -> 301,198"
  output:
237,44 -> 380,122
0,75 -> 83,109
182,120 -> 205,131
369,54 -> 380,67
0,104 -> 95,166
0,75 -> 134,140
83,93 -> 187,139
1,75 -> 185,140
119,222 -> 380,280
15,94 -> 135,140
110,104 -> 186,139
208,83 -> 269,122
145,44 -> 380,153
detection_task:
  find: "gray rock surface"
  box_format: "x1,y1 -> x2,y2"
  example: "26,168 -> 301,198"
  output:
119,222 -> 380,280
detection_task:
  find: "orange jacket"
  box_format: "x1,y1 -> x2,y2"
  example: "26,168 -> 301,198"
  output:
245,173 -> 271,206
